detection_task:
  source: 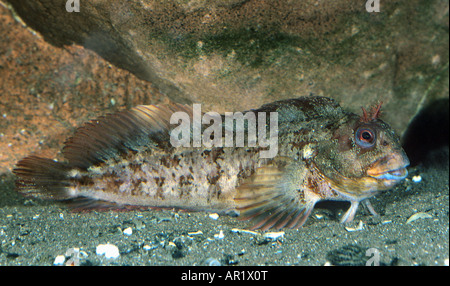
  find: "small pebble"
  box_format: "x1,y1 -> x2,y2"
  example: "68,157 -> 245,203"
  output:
314,213 -> 324,219
263,231 -> 285,240
209,213 -> 219,220
345,220 -> 365,232
143,245 -> 152,251
412,175 -> 422,183
214,230 -> 225,240
123,227 -> 133,236
231,228 -> 258,235
53,255 -> 66,266
431,54 -> 441,66
187,230 -> 203,236
96,243 -> 120,259
204,258 -> 221,266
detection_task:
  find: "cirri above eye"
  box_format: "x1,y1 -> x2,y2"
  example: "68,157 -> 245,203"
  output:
355,126 -> 376,148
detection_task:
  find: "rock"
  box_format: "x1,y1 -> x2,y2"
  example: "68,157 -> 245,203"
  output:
203,257 -> 221,266
5,0 -> 448,135
53,254 -> 65,266
326,244 -> 368,266
123,227 -> 133,236
96,243 -> 120,259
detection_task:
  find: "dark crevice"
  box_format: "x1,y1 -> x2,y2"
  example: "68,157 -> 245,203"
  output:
402,98 -> 449,167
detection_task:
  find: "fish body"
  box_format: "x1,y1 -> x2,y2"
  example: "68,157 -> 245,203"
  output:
14,96 -> 409,230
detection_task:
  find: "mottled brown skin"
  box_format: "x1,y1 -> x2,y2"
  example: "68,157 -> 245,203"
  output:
14,96 -> 409,230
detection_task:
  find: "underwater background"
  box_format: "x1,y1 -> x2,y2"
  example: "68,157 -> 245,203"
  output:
0,0 -> 448,266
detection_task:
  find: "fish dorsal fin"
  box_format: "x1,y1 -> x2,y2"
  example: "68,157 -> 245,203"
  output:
63,102 -> 192,169
235,157 -> 319,231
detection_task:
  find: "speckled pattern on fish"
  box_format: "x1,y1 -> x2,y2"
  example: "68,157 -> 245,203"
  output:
13,96 -> 409,230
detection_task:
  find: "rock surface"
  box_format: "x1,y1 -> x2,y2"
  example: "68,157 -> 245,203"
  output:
4,0 -> 449,135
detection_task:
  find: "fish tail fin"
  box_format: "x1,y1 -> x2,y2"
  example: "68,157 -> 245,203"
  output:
13,102 -> 194,208
13,156 -> 74,200
13,156 -> 138,210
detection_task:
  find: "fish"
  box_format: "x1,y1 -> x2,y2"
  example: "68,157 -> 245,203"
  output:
13,96 -> 410,231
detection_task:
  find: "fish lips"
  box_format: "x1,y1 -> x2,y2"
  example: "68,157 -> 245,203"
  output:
367,152 -> 410,181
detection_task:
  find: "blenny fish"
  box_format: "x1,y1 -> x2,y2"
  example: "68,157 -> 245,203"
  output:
13,96 -> 409,230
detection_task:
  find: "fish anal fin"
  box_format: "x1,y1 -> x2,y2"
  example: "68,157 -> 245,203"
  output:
64,197 -> 191,213
235,157 -> 320,231
64,197 -> 152,212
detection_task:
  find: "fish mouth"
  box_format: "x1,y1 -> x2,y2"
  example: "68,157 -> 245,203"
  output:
367,152 -> 410,181
369,167 -> 408,180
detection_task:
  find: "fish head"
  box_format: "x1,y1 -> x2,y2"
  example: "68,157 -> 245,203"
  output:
314,107 -> 409,196
353,119 -> 409,186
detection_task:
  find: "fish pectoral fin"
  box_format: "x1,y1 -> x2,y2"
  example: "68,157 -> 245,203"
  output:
340,201 -> 359,224
340,199 -> 378,224
64,197 -> 123,211
235,157 -> 319,231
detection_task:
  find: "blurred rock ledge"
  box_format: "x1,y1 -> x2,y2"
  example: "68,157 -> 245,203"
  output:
3,0 -> 449,135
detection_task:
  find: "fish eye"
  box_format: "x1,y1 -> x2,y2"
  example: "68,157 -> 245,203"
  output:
355,127 -> 376,148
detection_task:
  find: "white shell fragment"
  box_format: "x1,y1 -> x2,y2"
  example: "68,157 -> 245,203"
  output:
345,220 -> 365,232
214,230 -> 225,240
231,228 -> 259,235
209,213 -> 219,220
314,214 -> 324,219
412,175 -> 422,183
187,230 -> 203,236
263,231 -> 285,240
406,212 -> 433,224
123,227 -> 133,236
53,255 -> 66,266
96,243 -> 120,259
